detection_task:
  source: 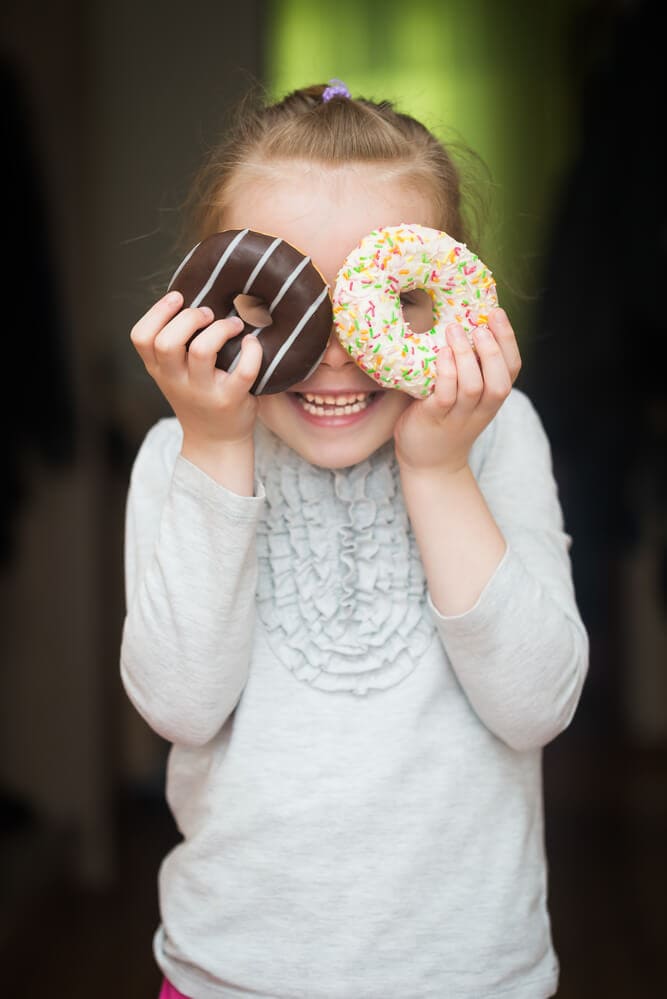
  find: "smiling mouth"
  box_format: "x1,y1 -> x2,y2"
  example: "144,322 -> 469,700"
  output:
293,392 -> 378,416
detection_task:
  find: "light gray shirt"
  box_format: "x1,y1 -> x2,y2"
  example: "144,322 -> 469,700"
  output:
120,388 -> 588,998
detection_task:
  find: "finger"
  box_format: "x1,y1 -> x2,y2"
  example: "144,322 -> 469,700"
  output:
223,335 -> 264,401
130,290 -> 183,368
187,315 -> 245,387
473,325 -> 513,414
424,345 -> 457,418
488,308 -> 522,383
446,324 -> 483,412
153,306 -> 215,378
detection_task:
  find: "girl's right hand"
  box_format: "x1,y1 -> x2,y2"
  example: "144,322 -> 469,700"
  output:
130,291 -> 264,449
131,291 -> 264,492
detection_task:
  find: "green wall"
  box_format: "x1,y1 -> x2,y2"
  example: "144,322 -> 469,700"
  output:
266,0 -> 585,350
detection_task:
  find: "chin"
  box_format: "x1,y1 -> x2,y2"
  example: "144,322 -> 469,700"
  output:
295,437 -> 392,470
257,389 -> 408,469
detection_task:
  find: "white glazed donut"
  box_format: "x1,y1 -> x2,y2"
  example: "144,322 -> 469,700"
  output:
333,223 -> 498,398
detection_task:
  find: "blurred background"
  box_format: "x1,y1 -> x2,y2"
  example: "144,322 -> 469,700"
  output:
1,0 -> 664,995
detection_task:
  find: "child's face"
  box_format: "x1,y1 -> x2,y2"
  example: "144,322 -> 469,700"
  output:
223,162 -> 439,468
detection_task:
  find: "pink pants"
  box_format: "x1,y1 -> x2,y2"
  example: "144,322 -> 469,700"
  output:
158,980 -> 191,999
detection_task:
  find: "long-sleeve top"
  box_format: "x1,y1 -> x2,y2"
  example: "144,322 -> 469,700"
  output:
120,387 -> 588,999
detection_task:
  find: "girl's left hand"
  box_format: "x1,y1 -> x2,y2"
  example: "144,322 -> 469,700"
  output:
393,308 -> 522,474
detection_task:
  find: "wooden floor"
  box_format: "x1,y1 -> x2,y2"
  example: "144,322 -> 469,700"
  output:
2,735 -> 665,998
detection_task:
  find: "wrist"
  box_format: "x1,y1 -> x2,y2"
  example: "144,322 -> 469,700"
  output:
181,433 -> 256,495
397,456 -> 471,486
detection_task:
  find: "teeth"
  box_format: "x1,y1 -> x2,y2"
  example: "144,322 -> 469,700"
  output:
303,393 -> 369,405
298,392 -> 373,416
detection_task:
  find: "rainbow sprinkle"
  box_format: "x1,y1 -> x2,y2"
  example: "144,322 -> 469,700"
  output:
332,224 -> 498,398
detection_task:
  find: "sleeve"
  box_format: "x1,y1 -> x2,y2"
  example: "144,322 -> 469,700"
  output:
429,389 -> 589,752
119,419 -> 266,747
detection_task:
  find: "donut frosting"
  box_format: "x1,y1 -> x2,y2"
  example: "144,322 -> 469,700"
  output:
168,229 -> 333,395
333,224 -> 498,398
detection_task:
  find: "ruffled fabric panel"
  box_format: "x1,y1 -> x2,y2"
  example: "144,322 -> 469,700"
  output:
254,427 -> 435,695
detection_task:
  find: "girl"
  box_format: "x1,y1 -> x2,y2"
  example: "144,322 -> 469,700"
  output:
121,82 -> 588,999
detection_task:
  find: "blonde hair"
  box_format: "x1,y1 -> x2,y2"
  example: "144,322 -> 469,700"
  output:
180,83 -> 490,254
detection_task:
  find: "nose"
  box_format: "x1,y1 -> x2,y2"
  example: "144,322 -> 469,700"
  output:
320,327 -> 352,368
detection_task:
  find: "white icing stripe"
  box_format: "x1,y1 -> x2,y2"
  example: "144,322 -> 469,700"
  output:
189,229 -> 250,307
255,287 -> 330,394
228,325 -> 326,378
268,254 -> 311,311
224,238 -> 284,360
242,237 -> 283,294
226,253 -> 314,375
167,241 -> 201,290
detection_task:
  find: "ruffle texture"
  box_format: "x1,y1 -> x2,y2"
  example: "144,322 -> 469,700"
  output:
254,426 -> 435,695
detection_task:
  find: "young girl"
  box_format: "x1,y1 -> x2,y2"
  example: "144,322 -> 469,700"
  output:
121,82 -> 588,999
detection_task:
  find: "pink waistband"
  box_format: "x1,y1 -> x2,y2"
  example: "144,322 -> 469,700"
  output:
159,979 -> 191,999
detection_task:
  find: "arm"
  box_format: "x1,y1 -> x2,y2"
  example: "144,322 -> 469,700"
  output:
400,463 -> 506,616
426,391 -> 588,751
121,292 -> 266,746
395,311 -> 588,751
120,420 -> 265,747
395,311 -> 518,614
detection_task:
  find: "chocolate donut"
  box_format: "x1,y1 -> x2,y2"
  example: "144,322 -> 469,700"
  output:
167,228 -> 333,394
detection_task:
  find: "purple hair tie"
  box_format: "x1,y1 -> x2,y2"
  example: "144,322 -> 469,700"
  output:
322,78 -> 351,102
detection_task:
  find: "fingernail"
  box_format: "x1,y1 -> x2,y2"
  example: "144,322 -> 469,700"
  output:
448,323 -> 465,340
474,325 -> 491,339
165,290 -> 181,305
200,306 -> 214,321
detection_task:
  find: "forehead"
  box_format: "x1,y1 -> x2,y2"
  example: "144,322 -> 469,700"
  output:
221,161 -> 440,286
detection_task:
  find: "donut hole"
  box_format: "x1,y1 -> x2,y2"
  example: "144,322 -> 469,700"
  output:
233,294 -> 272,329
399,288 -> 435,334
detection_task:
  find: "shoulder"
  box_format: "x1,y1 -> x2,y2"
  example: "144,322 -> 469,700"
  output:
471,387 -> 553,474
129,416 -> 183,487
484,385 -> 549,445
493,386 -> 546,434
